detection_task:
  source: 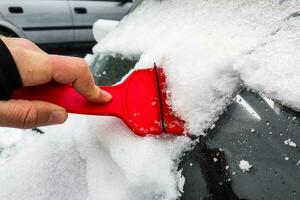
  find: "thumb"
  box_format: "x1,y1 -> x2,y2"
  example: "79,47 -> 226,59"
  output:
0,100 -> 67,129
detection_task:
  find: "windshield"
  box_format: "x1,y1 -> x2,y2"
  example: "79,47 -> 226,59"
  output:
89,53 -> 139,85
180,90 -> 300,199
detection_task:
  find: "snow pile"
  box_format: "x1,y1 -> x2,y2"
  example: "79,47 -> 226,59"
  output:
0,116 -> 190,200
239,160 -> 252,172
95,0 -> 300,134
1,0 -> 300,199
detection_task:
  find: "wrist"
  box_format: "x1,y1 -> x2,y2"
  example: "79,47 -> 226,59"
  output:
0,38 -> 22,100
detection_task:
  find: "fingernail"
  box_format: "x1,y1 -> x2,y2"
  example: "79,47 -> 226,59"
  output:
101,89 -> 112,102
48,110 -> 67,124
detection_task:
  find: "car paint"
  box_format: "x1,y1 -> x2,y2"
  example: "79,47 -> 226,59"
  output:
69,0 -> 131,42
0,18 -> 26,38
0,0 -> 131,44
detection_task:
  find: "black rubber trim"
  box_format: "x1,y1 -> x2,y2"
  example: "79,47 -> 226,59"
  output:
23,25 -> 92,31
0,38 -> 22,100
154,63 -> 166,133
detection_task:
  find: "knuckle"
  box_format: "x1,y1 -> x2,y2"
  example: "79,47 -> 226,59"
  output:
43,55 -> 55,79
45,55 -> 54,70
0,100 -> 39,129
78,59 -> 89,72
19,103 -> 38,129
10,101 -> 38,129
85,88 -> 97,99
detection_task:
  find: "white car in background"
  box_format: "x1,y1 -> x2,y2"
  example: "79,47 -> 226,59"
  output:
0,1 -> 299,200
0,0 -> 132,44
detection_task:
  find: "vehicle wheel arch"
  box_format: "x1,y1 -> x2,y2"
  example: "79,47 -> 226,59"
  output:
0,21 -> 25,38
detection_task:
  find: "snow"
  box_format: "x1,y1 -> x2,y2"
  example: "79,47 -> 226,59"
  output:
285,156 -> 290,161
176,169 -> 185,195
1,0 -> 300,199
93,19 -> 119,43
0,128 -> 23,149
284,138 -> 297,148
0,116 -> 191,200
95,0 -> 300,134
239,160 -> 252,172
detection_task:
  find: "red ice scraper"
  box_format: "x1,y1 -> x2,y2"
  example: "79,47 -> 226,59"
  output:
12,66 -> 185,136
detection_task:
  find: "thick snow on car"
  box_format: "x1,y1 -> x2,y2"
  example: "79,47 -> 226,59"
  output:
0,0 -> 300,200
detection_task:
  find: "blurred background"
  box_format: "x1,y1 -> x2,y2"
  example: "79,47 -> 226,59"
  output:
0,0 -> 133,57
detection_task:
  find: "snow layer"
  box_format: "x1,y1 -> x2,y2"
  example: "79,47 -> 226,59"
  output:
1,0 -> 300,199
95,0 -> 300,134
0,116 -> 190,200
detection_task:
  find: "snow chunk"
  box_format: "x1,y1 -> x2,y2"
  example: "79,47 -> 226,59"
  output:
284,139 -> 297,148
285,157 -> 290,161
176,169 -> 185,195
239,160 -> 252,172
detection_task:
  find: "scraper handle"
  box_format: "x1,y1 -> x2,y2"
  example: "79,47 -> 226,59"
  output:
11,68 -> 184,136
11,83 -> 124,117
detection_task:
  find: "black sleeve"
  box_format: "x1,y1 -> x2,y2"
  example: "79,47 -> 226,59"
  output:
0,38 -> 22,100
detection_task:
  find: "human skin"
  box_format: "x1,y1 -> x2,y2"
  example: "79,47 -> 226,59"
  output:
0,37 -> 112,129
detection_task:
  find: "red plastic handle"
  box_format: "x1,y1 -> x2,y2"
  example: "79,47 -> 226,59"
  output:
12,68 -> 185,136
12,68 -> 165,136
12,83 -> 124,118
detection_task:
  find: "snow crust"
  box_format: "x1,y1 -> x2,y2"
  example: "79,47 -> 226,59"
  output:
1,0 -> 300,199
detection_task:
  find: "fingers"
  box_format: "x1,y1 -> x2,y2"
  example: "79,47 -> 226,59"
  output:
2,37 -> 112,103
49,55 -> 112,103
0,100 -> 67,129
0,37 -> 110,129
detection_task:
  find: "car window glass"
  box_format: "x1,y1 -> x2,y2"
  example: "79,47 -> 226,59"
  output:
89,53 -> 140,85
180,90 -> 300,200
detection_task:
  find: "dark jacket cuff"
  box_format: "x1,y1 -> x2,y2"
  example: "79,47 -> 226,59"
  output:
0,38 -> 22,100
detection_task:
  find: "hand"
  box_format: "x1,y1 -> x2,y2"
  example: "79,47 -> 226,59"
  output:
0,37 -> 112,129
